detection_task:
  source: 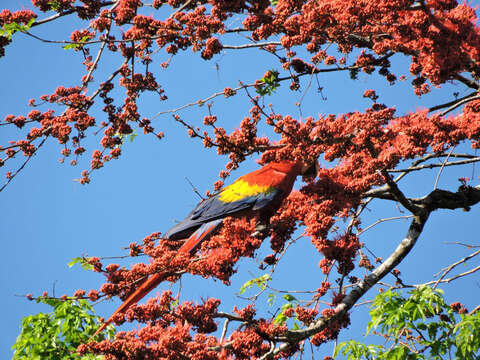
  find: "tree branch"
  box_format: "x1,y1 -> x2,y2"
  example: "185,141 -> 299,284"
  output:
428,91 -> 478,113
388,157 -> 480,173
432,249 -> 480,289
410,185 -> 480,211
454,74 -> 479,90
30,2 -> 116,28
269,214 -> 429,355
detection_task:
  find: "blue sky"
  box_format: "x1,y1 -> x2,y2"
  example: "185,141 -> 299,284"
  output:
1,1 -> 480,358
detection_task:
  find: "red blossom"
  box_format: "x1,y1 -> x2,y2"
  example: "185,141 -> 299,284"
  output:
74,289 -> 86,298
88,290 -> 99,301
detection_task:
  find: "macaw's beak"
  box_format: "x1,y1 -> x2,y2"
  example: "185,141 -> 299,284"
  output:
300,160 -> 320,177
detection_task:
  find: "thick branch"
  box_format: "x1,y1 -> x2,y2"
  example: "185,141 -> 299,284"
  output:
410,185 -> 480,211
428,91 -> 478,113
454,74 -> 479,90
381,170 -> 422,214
363,184 -> 480,212
270,214 -> 429,353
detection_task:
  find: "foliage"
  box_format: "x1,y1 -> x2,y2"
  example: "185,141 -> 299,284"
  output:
62,35 -> 92,50
0,18 -> 34,40
336,287 -> 480,360
12,297 -> 112,360
67,257 -> 95,271
255,70 -> 281,96
239,274 -> 272,294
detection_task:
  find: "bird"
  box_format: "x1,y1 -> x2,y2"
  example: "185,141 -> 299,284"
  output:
93,160 -> 316,337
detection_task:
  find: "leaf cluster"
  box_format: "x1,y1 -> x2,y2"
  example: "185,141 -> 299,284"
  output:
62,36 -> 91,50
0,18 -> 34,40
12,297 -> 113,360
67,257 -> 94,271
255,70 -> 280,96
336,286 -> 480,359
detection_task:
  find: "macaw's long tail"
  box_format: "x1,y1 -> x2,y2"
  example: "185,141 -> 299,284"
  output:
92,271 -> 170,336
93,219 -> 223,337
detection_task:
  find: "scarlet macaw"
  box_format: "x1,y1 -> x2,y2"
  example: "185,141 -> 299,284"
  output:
94,161 -> 315,336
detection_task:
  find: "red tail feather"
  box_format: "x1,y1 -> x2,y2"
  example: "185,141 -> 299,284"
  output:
93,271 -> 169,336
93,220 -> 223,337
177,220 -> 222,254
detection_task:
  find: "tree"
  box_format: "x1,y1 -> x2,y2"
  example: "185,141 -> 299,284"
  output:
2,0 -> 480,359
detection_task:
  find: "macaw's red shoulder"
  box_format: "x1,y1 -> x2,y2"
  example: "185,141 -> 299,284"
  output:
240,161 -> 303,192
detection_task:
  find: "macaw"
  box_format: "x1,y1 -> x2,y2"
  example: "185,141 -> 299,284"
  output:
94,161 -> 315,336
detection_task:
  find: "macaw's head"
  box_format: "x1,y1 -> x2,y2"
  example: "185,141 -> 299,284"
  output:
267,160 -> 319,177
300,159 -> 320,177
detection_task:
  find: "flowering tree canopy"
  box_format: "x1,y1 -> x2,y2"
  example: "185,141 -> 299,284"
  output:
3,0 -> 480,359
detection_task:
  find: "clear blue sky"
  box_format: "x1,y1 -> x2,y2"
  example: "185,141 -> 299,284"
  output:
1,1 -> 479,358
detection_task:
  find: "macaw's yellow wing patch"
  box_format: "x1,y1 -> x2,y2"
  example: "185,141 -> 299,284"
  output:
219,179 -> 276,203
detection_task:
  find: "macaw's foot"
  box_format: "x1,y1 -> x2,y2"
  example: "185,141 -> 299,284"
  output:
251,223 -> 269,238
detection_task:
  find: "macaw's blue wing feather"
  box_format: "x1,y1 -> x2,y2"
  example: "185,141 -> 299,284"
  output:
165,179 -> 283,240
251,189 -> 283,211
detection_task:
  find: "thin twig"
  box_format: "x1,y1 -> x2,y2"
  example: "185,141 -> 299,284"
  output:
388,157 -> 480,173
89,57 -> 129,100
433,147 -> 454,190
296,60 -> 319,119
30,2 -> 116,28
0,135 -> 49,193
432,249 -> 480,289
444,241 -> 480,248
469,304 -> 480,315
151,54 -> 394,120
357,215 -> 414,235
167,0 -> 193,19
81,2 -> 118,88
185,176 -> 205,200
219,318 -> 230,344
424,264 -> 480,288
223,42 -> 281,49
151,83 -> 250,119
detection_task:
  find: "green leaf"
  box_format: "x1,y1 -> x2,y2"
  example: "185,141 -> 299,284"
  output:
48,0 -> 62,11
255,69 -> 280,96
67,257 -> 94,271
239,274 -> 271,294
62,35 -> 92,50
283,294 -> 298,302
267,293 -> 276,307
0,18 -> 35,40
63,43 -> 80,50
